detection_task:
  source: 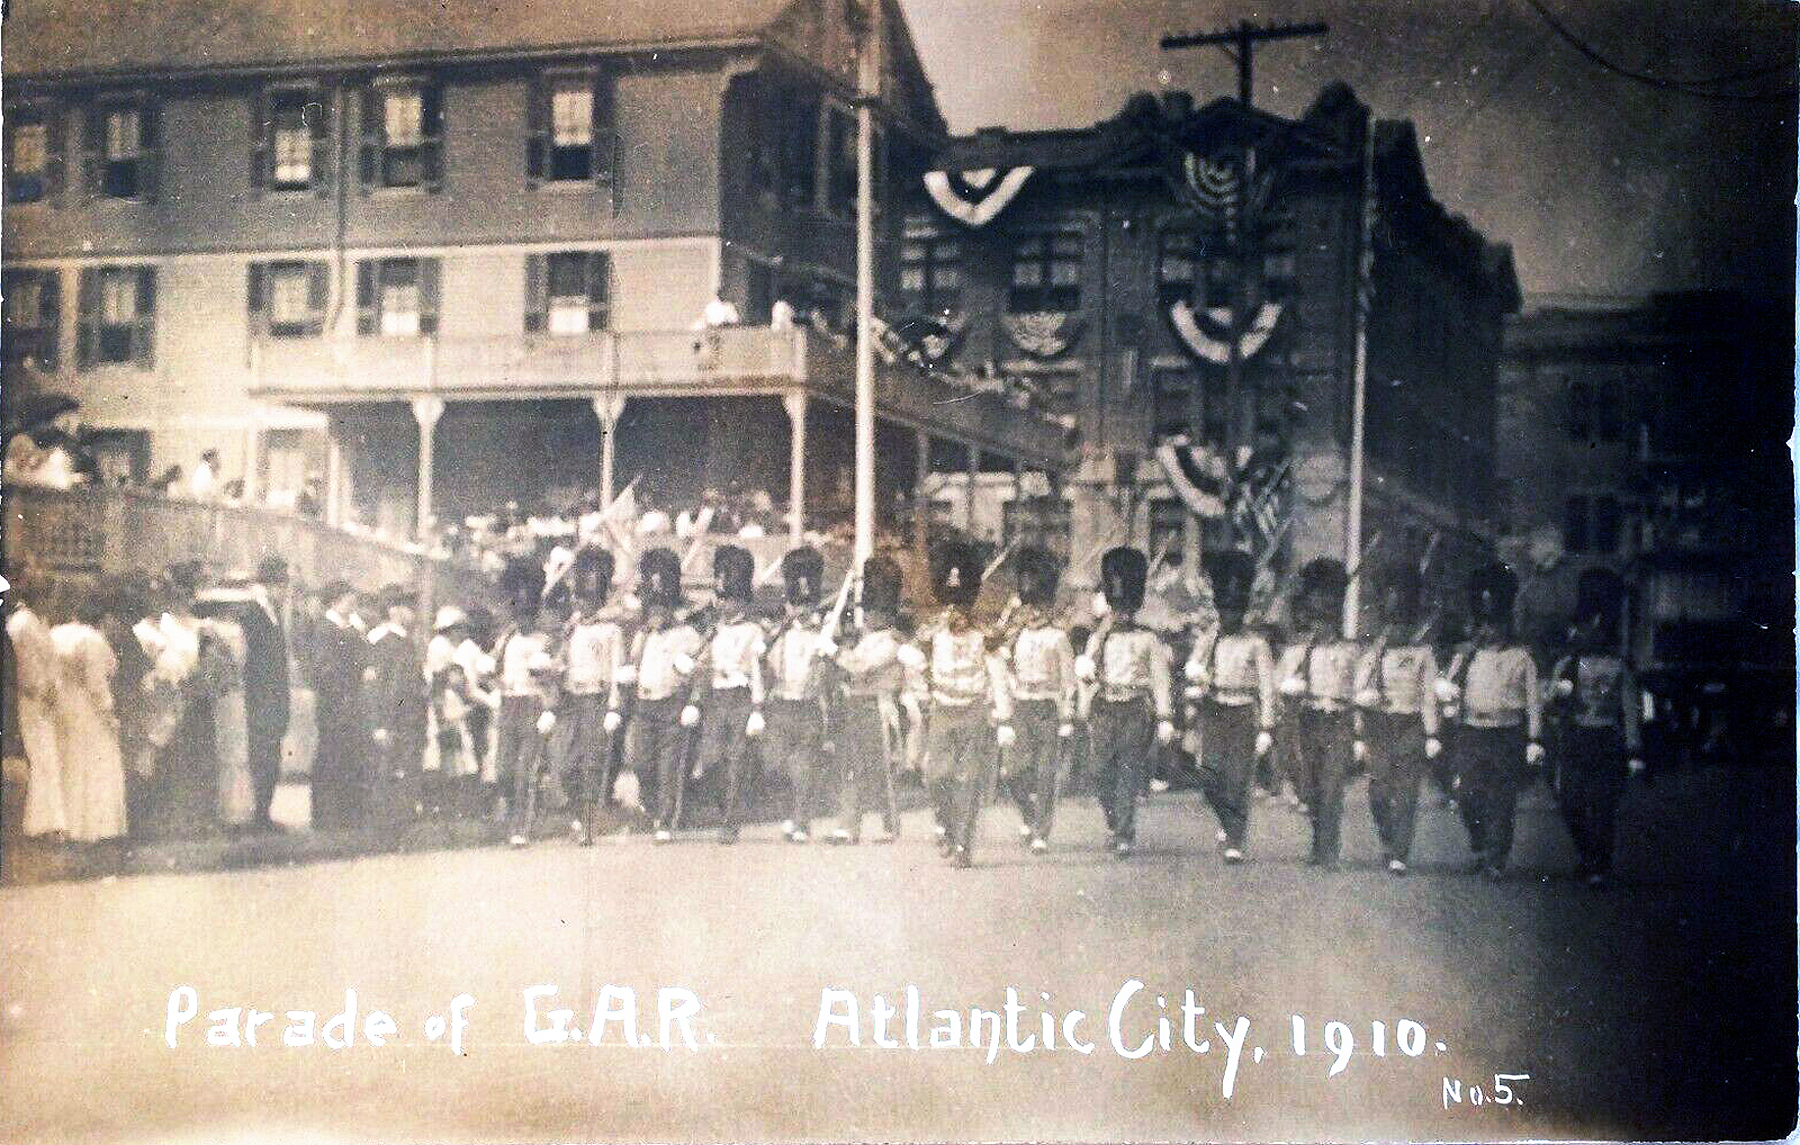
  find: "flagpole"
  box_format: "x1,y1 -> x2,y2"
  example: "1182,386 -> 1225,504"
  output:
1342,110 -> 1376,639
852,0 -> 882,567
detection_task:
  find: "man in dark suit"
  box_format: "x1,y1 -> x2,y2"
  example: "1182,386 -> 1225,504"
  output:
240,556 -> 293,830
309,579 -> 369,829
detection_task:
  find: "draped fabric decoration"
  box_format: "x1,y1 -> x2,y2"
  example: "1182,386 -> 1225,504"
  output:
1168,299 -> 1283,364
1001,310 -> 1085,359
1155,436 -> 1232,520
1173,147 -> 1280,233
886,312 -> 967,368
922,166 -> 1034,227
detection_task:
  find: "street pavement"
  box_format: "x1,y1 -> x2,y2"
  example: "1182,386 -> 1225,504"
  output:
0,768 -> 1791,1143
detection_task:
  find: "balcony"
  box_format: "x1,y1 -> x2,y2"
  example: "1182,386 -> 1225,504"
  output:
250,325 -> 1071,467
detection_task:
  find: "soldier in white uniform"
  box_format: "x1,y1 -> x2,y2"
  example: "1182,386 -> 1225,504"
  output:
625,547 -> 705,843
1548,568 -> 1643,887
997,546 -> 1077,853
697,545 -> 767,844
829,554 -> 907,844
1188,550 -> 1275,864
492,559 -> 558,846
764,546 -> 830,843
1278,558 -> 1359,870
1354,564 -> 1442,875
1440,561 -> 1544,879
558,546 -> 624,845
1077,547 -> 1174,858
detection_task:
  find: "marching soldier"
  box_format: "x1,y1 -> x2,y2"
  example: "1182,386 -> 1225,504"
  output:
1548,567 -> 1642,887
996,546 -> 1077,853
1353,564 -> 1442,875
625,547 -> 705,843
829,553 -> 907,844
765,545 -> 831,843
697,545 -> 767,844
492,557 -> 560,846
1440,561 -> 1544,879
558,546 -> 624,845
1277,558 -> 1358,870
1077,546 -> 1174,858
898,540 -> 1012,868
364,583 -> 428,832
1187,549 -> 1275,865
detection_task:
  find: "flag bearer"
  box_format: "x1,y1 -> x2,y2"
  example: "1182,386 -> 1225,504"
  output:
828,553 -> 907,844
998,546 -> 1077,854
559,546 -> 623,845
1440,561 -> 1544,879
1277,558 -> 1359,870
1076,547 -> 1173,858
626,547 -> 705,843
1188,550 -> 1275,864
765,545 -> 831,843
1353,564 -> 1442,875
1548,567 -> 1642,888
699,545 -> 766,844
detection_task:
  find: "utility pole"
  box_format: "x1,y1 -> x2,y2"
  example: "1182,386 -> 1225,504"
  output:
852,0 -> 883,566
1159,19 -> 1328,110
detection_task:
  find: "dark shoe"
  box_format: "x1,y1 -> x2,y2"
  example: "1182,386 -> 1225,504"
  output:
949,845 -> 973,868
1112,838 -> 1133,858
718,828 -> 739,845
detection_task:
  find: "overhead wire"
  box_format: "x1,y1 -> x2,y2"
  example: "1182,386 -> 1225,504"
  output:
1521,0 -> 1797,102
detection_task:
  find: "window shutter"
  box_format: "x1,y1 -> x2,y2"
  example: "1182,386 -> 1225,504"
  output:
523,253 -> 547,332
592,73 -> 616,188
39,271 -> 61,371
418,258 -> 440,335
250,85 -> 269,190
246,262 -> 267,333
420,83 -> 444,192
82,106 -> 103,199
358,86 -> 380,191
525,75 -> 547,185
310,89 -> 334,198
586,252 -> 610,331
44,107 -> 66,198
76,268 -> 98,369
133,267 -> 157,368
137,100 -> 160,202
355,260 -> 377,334
306,262 -> 329,336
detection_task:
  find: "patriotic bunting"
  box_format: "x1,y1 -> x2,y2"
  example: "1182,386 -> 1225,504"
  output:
923,166 -> 1034,227
1168,299 -> 1284,364
1155,436 -> 1231,519
1000,310 -> 1085,359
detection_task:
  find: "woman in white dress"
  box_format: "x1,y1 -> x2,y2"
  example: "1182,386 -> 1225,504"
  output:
7,577 -> 68,838
49,596 -> 128,843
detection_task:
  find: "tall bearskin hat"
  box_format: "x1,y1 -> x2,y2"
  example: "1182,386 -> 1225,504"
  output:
570,545 -> 615,607
782,546 -> 825,607
1575,566 -> 1624,632
498,554 -> 546,617
713,544 -> 755,603
1468,561 -> 1519,626
930,539 -> 983,608
860,553 -> 904,618
1015,545 -> 1060,608
1374,562 -> 1423,626
1296,557 -> 1348,624
639,546 -> 684,609
1203,549 -> 1256,618
1100,546 -> 1148,613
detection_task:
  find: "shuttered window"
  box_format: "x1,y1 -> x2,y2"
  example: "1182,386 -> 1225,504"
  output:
2,269 -> 61,370
355,257 -> 439,336
83,97 -> 158,200
526,68 -> 616,191
524,251 -> 610,335
359,79 -> 443,192
76,265 -> 155,369
247,260 -> 329,338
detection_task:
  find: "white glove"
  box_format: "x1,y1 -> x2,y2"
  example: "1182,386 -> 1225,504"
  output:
372,727 -> 391,745
1183,658 -> 1205,681
1183,684 -> 1204,701
476,654 -> 497,677
1353,739 -> 1368,762
1057,722 -> 1075,739
1424,736 -> 1442,759
1255,731 -> 1274,756
896,644 -> 926,671
1627,757 -> 1646,775
536,710 -> 557,735
1091,592 -> 1110,616
680,704 -> 700,727
1432,677 -> 1459,703
673,653 -> 696,676
1074,654 -> 1097,681
362,666 -> 379,684
816,637 -> 839,658
995,724 -> 1016,748
603,709 -> 622,733
745,710 -> 765,738
1156,719 -> 1175,745
1278,675 -> 1306,697
1526,741 -> 1546,765
615,664 -> 638,685
1553,677 -> 1575,698
1355,688 -> 1382,709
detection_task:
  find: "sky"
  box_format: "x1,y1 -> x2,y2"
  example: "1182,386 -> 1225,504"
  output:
899,0 -> 1798,302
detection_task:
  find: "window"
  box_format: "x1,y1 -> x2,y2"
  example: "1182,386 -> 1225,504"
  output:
359,80 -> 442,191
1008,232 -> 1082,312
826,105 -> 856,217
84,99 -> 157,200
2,269 -> 60,370
253,87 -> 331,192
900,230 -> 961,311
780,90 -> 820,208
1568,377 -> 1625,444
1156,227 -> 1197,309
525,252 -> 610,334
528,70 -> 615,186
356,258 -> 439,336
1151,366 -> 1224,443
76,265 -> 155,369
6,105 -> 62,203
1565,493 -> 1626,554
247,261 -> 328,337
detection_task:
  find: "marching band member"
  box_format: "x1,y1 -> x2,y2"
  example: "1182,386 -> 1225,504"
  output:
1279,558 -> 1359,870
764,546 -> 831,843
1188,549 -> 1275,865
559,546 -> 624,845
492,559 -> 558,847
625,547 -> 704,843
1353,564 -> 1441,875
698,545 -> 766,845
829,553 -> 907,844
997,546 -> 1076,854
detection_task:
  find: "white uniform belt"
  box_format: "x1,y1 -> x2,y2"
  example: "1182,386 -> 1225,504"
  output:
1462,709 -> 1524,728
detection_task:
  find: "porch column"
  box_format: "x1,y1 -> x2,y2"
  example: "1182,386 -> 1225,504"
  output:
783,390 -> 808,545
914,429 -> 930,565
241,422 -> 262,507
965,444 -> 980,536
324,427 -> 344,527
592,393 -> 628,508
411,395 -> 445,540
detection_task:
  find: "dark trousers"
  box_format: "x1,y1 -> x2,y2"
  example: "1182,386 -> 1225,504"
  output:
1295,708 -> 1353,863
1199,701 -> 1258,850
1558,725 -> 1628,875
1003,699 -> 1064,841
1456,725 -> 1528,867
1365,710 -> 1427,862
837,697 -> 898,839
247,720 -> 284,826
697,688 -> 754,834
765,697 -> 826,830
554,693 -> 613,818
497,695 -> 547,834
312,703 -> 367,830
1090,697 -> 1153,844
926,703 -> 993,853
629,697 -> 687,831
